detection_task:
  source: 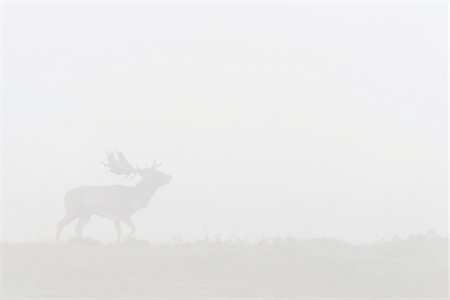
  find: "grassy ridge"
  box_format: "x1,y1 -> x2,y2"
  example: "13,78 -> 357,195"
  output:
1,234 -> 447,298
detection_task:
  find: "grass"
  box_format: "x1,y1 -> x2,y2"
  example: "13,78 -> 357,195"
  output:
1,233 -> 447,298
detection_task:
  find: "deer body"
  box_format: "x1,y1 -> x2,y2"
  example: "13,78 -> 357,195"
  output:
65,184 -> 156,219
56,152 -> 171,242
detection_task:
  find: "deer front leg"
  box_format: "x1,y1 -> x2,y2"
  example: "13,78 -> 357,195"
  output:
75,216 -> 89,239
123,217 -> 136,239
113,219 -> 121,242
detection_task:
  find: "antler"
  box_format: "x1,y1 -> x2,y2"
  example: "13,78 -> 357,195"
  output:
101,151 -> 137,177
151,159 -> 162,169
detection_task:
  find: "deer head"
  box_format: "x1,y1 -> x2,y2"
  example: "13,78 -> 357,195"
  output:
101,151 -> 172,185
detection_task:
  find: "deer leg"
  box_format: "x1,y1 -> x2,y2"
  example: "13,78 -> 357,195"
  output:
56,214 -> 77,243
75,216 -> 89,239
123,217 -> 136,239
113,219 -> 122,242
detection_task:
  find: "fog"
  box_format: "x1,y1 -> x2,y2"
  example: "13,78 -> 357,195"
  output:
2,3 -> 448,243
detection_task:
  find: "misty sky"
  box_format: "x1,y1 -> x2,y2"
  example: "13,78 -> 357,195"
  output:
2,3 -> 448,242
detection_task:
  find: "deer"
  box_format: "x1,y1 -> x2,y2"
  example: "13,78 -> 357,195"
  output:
56,152 -> 172,242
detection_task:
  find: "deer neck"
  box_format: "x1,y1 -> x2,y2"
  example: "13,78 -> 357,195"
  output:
134,178 -> 163,204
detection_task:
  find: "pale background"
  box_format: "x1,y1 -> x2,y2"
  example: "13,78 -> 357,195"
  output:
2,2 -> 448,243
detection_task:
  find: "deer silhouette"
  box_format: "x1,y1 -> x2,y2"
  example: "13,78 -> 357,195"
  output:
56,152 -> 172,242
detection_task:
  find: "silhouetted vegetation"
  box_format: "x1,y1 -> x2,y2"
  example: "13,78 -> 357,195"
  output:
2,233 -> 447,297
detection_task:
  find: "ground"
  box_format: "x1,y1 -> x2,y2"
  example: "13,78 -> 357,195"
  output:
1,234 -> 447,298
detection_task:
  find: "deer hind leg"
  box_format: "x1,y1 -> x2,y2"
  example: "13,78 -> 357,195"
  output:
75,216 -> 89,239
56,214 -> 77,243
123,217 -> 136,239
113,219 -> 122,243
